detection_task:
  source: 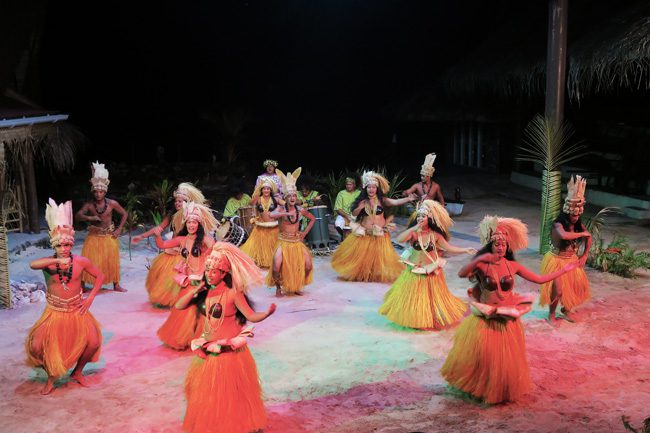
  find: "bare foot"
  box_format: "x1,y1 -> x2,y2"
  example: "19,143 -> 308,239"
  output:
294,291 -> 304,296
41,379 -> 55,395
275,287 -> 284,298
545,315 -> 561,327
113,284 -> 128,292
559,308 -> 575,322
70,371 -> 90,387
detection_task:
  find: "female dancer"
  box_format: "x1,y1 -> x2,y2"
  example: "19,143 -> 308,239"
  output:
265,168 -> 315,296
132,182 -> 206,307
539,175 -> 592,323
240,178 -> 282,268
331,170 -> 417,282
179,242 -> 275,433
379,200 -> 475,329
440,216 -> 578,403
26,199 -> 104,394
153,202 -> 217,350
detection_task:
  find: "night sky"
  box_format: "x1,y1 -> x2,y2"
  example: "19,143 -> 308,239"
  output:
37,0 -> 514,170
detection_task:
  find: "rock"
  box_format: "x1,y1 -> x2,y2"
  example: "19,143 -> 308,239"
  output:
30,290 -> 46,303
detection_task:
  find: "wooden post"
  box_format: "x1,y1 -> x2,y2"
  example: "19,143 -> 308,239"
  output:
545,0 -> 568,125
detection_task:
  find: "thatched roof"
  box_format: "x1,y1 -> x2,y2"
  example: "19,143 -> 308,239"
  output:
442,1 -> 650,102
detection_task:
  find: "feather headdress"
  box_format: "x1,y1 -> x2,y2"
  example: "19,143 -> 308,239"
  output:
361,171 -> 390,195
478,215 -> 528,252
90,161 -> 110,192
276,167 -> 302,196
205,242 -> 264,293
45,198 -> 75,247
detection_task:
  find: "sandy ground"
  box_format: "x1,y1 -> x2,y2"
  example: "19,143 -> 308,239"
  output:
2,174 -> 649,433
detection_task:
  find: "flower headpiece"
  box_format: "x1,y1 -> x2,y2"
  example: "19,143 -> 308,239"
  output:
205,242 -> 264,293
263,159 -> 278,168
276,167 -> 302,196
90,161 -> 110,192
420,153 -> 437,177
361,171 -> 390,195
563,175 -> 587,216
478,215 -> 528,252
182,201 -> 219,233
252,177 -> 278,197
45,198 -> 75,247
174,182 -> 206,204
417,199 -> 453,237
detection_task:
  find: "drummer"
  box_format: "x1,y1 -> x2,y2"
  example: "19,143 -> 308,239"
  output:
297,177 -> 322,231
333,176 -> 361,239
223,180 -> 252,218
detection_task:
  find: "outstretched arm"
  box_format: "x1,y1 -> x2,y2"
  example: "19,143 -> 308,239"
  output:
513,260 -> 579,284
402,182 -> 418,196
132,215 -> 171,244
436,234 -> 476,255
155,234 -> 184,249
383,195 -> 417,207
234,292 -> 276,322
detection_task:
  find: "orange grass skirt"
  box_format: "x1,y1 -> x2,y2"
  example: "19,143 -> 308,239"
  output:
81,234 -> 120,284
146,253 -> 183,307
440,315 -> 531,404
157,305 -> 202,350
25,307 -> 102,377
539,252 -> 591,311
331,233 -> 404,282
183,346 -> 266,433
265,239 -> 313,294
379,268 -> 467,329
240,225 -> 279,268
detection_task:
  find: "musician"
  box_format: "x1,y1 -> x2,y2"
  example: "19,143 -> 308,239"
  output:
223,180 -> 252,218
333,176 -> 360,239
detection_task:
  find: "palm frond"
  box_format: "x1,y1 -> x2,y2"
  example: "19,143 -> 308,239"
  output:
516,114 -> 586,171
585,206 -> 621,240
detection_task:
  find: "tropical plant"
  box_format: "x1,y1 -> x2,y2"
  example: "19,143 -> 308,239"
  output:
515,114 -> 586,254
146,179 -> 174,222
588,235 -> 650,278
622,415 -> 650,433
123,190 -> 143,261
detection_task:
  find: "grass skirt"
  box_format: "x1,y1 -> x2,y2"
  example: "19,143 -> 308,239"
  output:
81,234 -> 120,284
146,253 -> 183,307
265,240 -> 313,294
331,233 -> 404,282
440,315 -> 531,404
539,252 -> 591,311
183,346 -> 266,433
25,307 -> 102,377
157,305 -> 201,350
379,268 -> 467,329
240,225 -> 279,268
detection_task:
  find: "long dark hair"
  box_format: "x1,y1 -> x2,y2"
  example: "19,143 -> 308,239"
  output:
407,216 -> 449,241
474,241 -> 515,261
202,273 -> 254,325
178,222 -> 205,257
351,187 -> 386,221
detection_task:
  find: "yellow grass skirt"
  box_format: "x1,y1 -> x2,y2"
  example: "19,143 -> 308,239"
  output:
265,240 -> 313,294
183,346 -> 266,433
157,305 -> 201,350
25,307 -> 102,377
539,252 -> 590,311
331,233 -> 404,282
81,234 -> 120,284
240,225 -> 280,268
440,315 -> 531,404
379,268 -> 467,329
146,253 -> 183,307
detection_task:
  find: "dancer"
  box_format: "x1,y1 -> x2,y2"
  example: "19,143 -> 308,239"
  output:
441,216 -> 579,404
26,199 -> 103,395
76,161 -> 128,292
331,170 -> 417,282
266,167 -> 315,296
402,153 -> 445,206
132,182 -> 206,307
333,176 -> 360,239
240,178 -> 281,268
379,200 -> 475,329
539,175 -> 592,323
154,202 -> 218,350
178,242 -> 275,433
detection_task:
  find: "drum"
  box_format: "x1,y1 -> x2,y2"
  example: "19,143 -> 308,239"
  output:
306,205 -> 330,249
237,206 -> 255,234
215,218 -> 248,246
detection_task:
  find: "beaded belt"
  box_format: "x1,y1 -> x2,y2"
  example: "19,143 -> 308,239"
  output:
46,292 -> 82,313
551,249 -> 577,258
279,232 -> 303,243
88,224 -> 115,237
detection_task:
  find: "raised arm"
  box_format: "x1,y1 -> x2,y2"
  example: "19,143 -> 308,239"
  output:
458,253 -> 496,278
553,222 -> 590,241
175,283 -> 205,310
383,194 -> 417,207
234,291 -> 276,323
396,226 -> 418,243
30,257 -> 64,270
351,199 -> 366,217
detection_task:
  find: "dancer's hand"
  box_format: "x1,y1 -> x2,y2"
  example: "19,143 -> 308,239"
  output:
267,303 -> 277,316
465,247 -> 477,255
57,257 -> 71,267
78,294 -> 95,315
113,229 -> 121,238
578,255 -> 588,267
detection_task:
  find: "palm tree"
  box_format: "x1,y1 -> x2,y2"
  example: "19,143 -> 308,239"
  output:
516,114 -> 585,254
